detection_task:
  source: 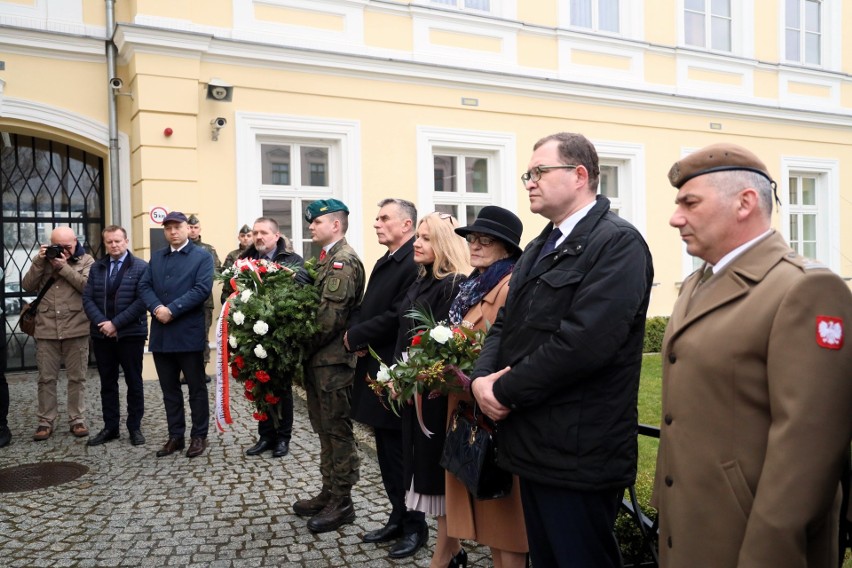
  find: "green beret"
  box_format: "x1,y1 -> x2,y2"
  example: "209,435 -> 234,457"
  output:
305,199 -> 349,222
668,143 -> 774,189
187,214 -> 200,225
239,224 -> 252,234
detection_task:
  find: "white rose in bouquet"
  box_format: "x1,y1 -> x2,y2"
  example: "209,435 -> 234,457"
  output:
253,320 -> 269,336
430,325 -> 453,344
232,311 -> 246,326
253,344 -> 268,359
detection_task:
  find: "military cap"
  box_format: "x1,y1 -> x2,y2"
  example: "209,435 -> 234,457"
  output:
239,224 -> 252,234
162,211 -> 188,225
305,199 -> 349,222
187,214 -> 200,225
668,143 -> 774,189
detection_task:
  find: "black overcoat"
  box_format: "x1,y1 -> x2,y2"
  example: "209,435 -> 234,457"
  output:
348,237 -> 419,429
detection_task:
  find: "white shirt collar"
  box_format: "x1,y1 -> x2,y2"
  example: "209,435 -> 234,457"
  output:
711,229 -> 774,274
553,200 -> 596,248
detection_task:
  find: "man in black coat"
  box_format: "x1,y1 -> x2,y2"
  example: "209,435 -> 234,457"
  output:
471,133 -> 653,567
344,198 -> 419,549
237,217 -> 304,458
82,225 -> 149,447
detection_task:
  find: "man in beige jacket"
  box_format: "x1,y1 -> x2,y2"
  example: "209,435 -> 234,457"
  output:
22,226 -> 94,441
654,143 -> 852,567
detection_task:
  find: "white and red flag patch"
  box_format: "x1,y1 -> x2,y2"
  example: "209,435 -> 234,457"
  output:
816,316 -> 844,350
332,261 -> 344,270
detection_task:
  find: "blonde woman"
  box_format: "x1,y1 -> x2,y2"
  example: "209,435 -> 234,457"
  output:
446,206 -> 528,568
387,212 -> 471,567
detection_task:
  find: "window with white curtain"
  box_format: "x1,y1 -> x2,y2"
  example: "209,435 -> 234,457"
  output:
570,0 -> 620,33
785,0 -> 821,65
684,0 -> 732,52
787,173 -> 821,260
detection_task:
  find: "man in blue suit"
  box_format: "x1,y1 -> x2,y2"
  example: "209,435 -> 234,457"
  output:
83,225 -> 149,447
139,211 -> 214,458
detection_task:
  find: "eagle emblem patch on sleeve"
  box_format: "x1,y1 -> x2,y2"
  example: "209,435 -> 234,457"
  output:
816,316 -> 843,349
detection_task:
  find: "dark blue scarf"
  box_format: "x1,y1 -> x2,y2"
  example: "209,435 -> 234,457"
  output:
448,258 -> 515,325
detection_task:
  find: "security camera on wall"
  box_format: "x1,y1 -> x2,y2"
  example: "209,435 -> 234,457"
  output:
206,78 -> 233,102
109,77 -> 123,91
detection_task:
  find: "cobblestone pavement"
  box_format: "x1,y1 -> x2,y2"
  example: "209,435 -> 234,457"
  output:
0,371 -> 492,567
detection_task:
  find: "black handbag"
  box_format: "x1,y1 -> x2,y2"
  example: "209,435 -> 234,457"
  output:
440,400 -> 512,500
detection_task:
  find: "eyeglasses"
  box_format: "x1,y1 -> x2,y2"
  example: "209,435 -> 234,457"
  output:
464,234 -> 496,247
521,165 -> 578,183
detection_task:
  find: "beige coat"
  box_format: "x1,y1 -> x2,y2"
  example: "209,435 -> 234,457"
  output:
445,273 -> 528,553
653,232 -> 852,568
22,252 -> 94,341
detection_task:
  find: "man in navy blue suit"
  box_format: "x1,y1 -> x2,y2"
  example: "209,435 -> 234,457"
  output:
139,211 -> 214,458
83,225 -> 149,447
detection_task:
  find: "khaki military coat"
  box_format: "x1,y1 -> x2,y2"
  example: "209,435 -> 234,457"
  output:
445,273 -> 528,553
653,231 -> 852,568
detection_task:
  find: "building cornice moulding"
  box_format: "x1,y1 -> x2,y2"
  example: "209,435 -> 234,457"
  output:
0,25 -> 105,62
115,24 -> 852,129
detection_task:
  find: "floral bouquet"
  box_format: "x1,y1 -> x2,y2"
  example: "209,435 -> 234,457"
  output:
369,306 -> 486,436
214,257 -> 320,430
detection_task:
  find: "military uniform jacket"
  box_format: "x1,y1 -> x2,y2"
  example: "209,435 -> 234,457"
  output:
469,196 -> 654,490
653,231 -> 852,568
348,236 -> 419,430
309,238 -> 365,369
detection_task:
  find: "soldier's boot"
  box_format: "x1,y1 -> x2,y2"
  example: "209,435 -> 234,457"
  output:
293,487 -> 332,517
306,494 -> 356,533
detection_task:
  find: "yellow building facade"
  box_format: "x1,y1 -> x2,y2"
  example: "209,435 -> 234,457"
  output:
2,0 -> 851,367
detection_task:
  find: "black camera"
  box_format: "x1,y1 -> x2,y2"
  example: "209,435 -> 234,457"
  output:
44,244 -> 66,260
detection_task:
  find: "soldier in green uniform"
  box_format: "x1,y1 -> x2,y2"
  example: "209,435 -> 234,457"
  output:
223,224 -> 252,270
187,214 -> 222,381
292,199 -> 365,534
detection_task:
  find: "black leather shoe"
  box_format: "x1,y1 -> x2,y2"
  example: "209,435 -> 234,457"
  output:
388,526 -> 428,559
186,437 -> 208,458
87,428 -> 120,447
128,430 -> 146,446
272,439 -> 289,458
0,426 -> 11,448
156,437 -> 185,457
293,487 -> 332,517
245,438 -> 272,456
362,522 -> 403,543
307,495 -> 356,533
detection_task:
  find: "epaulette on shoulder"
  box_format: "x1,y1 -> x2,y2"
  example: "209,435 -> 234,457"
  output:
782,251 -> 829,272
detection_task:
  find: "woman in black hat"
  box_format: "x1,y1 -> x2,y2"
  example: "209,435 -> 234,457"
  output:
444,206 -> 528,568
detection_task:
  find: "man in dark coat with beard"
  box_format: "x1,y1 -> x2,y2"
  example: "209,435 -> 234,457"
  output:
344,198 -> 419,547
235,217 -> 304,458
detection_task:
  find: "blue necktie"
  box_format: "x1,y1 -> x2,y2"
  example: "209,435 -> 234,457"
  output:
109,260 -> 121,285
535,228 -> 562,264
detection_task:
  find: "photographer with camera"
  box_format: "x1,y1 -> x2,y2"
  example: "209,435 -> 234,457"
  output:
22,226 -> 94,441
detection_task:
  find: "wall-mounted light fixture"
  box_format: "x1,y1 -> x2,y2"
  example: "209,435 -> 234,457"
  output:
206,78 -> 233,102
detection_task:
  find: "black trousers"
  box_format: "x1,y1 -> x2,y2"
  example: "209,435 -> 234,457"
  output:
153,351 -> 209,439
257,383 -> 293,442
0,370 -> 8,430
375,426 -> 406,526
92,337 -> 145,432
520,478 -> 622,568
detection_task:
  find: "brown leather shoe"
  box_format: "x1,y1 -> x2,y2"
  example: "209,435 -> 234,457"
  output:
186,437 -> 208,458
156,437 -> 185,457
33,425 -> 52,441
293,487 -> 332,517
70,423 -> 89,437
307,495 -> 356,533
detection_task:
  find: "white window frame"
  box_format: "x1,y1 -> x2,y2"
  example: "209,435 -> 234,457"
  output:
780,156 -> 839,272
416,127 -> 516,224
678,0 -> 752,58
559,0 -> 643,39
423,0 -> 516,18
783,0 -> 821,66
683,0 -> 732,52
235,112 -> 362,254
592,141 -> 646,235
779,0 -> 840,71
567,0 -> 621,34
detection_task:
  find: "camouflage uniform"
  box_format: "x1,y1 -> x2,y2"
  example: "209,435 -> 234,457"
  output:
305,238 -> 365,498
222,246 -> 245,271
190,236 -> 221,366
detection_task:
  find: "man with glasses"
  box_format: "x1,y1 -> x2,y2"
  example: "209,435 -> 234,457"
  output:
22,226 -> 95,441
470,132 -> 654,567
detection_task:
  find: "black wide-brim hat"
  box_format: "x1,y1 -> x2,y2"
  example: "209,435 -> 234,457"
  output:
455,205 -> 523,256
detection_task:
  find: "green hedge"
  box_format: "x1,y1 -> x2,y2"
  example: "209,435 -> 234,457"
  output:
643,316 -> 670,354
